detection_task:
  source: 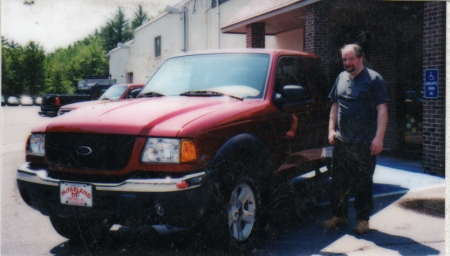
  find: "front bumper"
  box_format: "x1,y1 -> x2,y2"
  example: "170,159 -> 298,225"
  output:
17,164 -> 216,226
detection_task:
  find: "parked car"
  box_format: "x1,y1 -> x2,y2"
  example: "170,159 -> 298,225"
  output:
20,96 -> 34,106
17,49 -> 331,252
58,83 -> 144,116
1,95 -> 5,106
6,96 -> 20,106
33,96 -> 43,106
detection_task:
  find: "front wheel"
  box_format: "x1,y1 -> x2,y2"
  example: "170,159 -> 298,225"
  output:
222,176 -> 268,251
228,181 -> 257,242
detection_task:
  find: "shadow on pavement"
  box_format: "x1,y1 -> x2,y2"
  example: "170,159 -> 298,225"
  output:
254,192 -> 439,255
48,185 -> 436,255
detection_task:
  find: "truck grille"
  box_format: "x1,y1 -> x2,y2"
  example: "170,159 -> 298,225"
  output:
46,133 -> 136,170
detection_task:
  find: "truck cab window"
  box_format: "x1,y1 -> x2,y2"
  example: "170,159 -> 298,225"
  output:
276,57 -> 312,103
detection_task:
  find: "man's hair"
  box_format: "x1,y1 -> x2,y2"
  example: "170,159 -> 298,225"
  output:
341,44 -> 365,60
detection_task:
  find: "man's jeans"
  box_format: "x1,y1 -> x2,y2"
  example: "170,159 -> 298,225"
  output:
330,140 -> 377,221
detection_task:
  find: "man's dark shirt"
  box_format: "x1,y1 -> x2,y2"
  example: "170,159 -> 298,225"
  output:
329,67 -> 388,144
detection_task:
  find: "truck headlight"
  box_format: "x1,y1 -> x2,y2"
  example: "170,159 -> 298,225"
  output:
26,134 -> 45,157
140,138 -> 197,163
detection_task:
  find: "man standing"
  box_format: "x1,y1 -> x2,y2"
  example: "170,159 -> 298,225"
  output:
323,44 -> 388,234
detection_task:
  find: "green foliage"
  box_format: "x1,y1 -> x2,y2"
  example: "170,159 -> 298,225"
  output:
22,41 -> 46,95
131,5 -> 151,30
98,7 -> 133,51
1,5 -> 151,95
43,36 -> 109,93
2,40 -> 45,96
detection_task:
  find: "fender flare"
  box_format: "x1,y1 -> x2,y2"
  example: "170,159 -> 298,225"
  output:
209,133 -> 274,174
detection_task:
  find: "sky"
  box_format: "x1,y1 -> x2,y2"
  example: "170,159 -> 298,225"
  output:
1,0 -> 180,52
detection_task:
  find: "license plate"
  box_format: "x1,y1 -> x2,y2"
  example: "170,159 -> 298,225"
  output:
60,182 -> 93,207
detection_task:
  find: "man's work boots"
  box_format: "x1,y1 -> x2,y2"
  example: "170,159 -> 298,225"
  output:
354,220 -> 370,234
322,216 -> 349,230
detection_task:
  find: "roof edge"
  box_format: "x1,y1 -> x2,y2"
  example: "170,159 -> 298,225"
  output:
222,0 -> 321,34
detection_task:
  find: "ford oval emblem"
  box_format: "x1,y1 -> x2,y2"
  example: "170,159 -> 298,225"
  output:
76,146 -> 93,156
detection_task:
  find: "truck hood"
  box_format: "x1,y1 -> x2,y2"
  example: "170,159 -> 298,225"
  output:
44,96 -> 267,137
60,100 -> 106,110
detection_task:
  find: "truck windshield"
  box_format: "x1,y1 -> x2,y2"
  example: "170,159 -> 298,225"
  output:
141,53 -> 271,99
99,85 -> 127,100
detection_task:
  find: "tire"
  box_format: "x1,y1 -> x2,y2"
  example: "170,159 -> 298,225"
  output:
200,175 -> 269,252
50,216 -> 112,242
228,177 -> 261,245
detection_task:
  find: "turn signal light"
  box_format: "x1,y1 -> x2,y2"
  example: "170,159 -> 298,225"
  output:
176,181 -> 189,189
181,140 -> 197,162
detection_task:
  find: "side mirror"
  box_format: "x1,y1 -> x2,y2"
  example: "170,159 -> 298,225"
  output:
283,85 -> 305,102
129,89 -> 142,99
275,85 -> 309,105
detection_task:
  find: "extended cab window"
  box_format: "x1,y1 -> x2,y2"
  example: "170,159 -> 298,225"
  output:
276,56 -> 312,103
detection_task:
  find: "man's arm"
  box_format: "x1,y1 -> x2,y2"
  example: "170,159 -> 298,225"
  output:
328,102 -> 339,144
371,102 -> 388,155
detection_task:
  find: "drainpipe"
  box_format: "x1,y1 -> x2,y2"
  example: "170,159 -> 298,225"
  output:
217,0 -> 220,49
182,6 -> 187,52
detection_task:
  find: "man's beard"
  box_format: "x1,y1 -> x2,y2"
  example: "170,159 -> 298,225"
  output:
345,66 -> 355,73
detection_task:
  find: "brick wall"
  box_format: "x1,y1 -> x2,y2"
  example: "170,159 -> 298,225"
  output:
304,2 -> 332,85
422,2 -> 445,176
246,23 -> 265,48
368,35 -> 399,151
305,1 -> 398,150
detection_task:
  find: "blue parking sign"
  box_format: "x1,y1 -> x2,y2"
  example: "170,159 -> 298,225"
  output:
424,69 -> 439,98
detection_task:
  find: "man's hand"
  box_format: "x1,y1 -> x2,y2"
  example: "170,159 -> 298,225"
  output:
328,130 -> 338,145
371,103 -> 388,155
371,137 -> 383,155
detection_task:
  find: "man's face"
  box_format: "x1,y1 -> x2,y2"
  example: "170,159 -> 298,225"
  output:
342,48 -> 363,74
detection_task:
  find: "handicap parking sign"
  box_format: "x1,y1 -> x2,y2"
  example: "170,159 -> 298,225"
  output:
424,69 -> 439,99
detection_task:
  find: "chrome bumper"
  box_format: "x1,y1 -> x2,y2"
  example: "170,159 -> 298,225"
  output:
17,164 -> 206,192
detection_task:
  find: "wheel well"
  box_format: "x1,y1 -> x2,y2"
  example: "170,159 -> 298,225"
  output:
209,133 -> 274,172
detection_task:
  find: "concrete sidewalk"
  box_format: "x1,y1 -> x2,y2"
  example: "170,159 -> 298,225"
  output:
257,155 -> 446,255
342,155 -> 446,255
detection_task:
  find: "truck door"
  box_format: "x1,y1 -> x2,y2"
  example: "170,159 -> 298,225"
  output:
275,56 -> 316,153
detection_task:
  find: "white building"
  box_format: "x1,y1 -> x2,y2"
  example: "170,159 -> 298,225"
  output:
106,0 -> 308,84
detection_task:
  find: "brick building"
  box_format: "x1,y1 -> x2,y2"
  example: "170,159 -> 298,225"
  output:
108,0 -> 446,176
222,0 -> 446,176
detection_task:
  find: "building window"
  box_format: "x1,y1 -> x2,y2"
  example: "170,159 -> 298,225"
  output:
126,72 -> 134,83
211,0 -> 228,8
155,36 -> 161,57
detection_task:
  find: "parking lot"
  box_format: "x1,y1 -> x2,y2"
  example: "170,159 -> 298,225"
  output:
1,106 -> 445,255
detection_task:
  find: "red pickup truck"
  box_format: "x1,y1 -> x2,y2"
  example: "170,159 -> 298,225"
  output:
17,49 -> 332,251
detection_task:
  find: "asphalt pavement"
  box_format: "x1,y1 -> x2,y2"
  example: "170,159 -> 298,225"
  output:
255,155 -> 446,256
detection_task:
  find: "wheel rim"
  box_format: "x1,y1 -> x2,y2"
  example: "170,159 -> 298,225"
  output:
228,182 -> 256,241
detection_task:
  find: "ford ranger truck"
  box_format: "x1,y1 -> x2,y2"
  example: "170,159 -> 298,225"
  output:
17,49 -> 331,251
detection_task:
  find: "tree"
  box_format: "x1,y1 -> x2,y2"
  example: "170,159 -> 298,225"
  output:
2,40 -> 24,96
21,41 -> 45,95
43,36 -> 109,93
131,5 -> 150,30
98,7 -> 133,51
